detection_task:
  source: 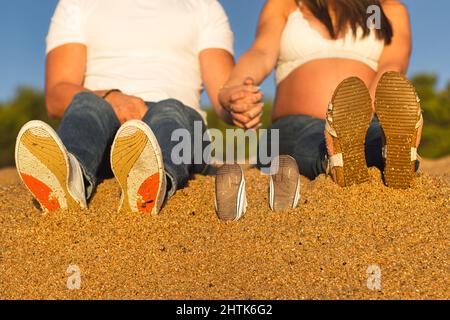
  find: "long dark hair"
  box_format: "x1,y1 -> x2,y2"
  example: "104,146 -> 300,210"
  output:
299,0 -> 393,44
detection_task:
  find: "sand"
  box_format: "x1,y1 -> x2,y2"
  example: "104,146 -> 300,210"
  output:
0,159 -> 448,300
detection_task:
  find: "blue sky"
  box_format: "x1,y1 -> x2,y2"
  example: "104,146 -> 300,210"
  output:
1,0 -> 449,105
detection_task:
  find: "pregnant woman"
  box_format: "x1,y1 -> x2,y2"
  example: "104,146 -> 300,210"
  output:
215,0 -> 422,220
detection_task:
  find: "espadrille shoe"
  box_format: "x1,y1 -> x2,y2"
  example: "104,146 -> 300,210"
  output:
111,120 -> 166,215
375,71 -> 423,189
214,164 -> 247,221
325,77 -> 373,187
269,155 -> 301,211
15,120 -> 87,213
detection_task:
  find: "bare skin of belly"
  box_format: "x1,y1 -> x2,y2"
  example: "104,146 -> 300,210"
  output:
273,58 -> 377,121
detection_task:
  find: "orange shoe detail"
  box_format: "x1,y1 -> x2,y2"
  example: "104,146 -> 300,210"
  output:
20,173 -> 60,212
136,173 -> 160,213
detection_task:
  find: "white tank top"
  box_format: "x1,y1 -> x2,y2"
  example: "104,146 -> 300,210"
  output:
276,8 -> 385,84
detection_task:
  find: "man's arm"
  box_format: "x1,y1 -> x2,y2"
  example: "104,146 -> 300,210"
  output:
370,0 -> 412,98
199,48 -> 235,123
45,43 -> 92,118
45,43 -> 148,123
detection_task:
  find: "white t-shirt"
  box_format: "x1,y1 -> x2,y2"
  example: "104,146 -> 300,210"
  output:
46,0 -> 234,114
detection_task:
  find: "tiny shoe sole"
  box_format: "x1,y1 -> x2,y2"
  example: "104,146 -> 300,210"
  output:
375,71 -> 422,189
269,155 -> 301,211
326,77 -> 373,187
215,164 -> 247,221
15,120 -> 85,213
110,120 -> 166,215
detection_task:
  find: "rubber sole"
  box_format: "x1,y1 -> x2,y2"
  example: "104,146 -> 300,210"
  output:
110,120 -> 165,215
215,164 -> 246,221
15,121 -> 79,212
269,155 -> 300,211
375,72 -> 420,189
328,77 -> 373,187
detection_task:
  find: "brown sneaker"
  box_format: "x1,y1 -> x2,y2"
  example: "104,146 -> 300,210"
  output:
269,155 -> 301,211
214,164 -> 247,221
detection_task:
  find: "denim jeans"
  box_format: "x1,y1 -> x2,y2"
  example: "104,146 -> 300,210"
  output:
58,92 -> 209,200
259,114 -> 419,180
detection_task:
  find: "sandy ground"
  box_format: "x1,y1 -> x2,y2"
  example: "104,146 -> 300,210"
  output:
0,158 -> 448,300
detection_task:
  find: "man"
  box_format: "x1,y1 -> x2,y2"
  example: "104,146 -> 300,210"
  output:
15,0 -> 262,215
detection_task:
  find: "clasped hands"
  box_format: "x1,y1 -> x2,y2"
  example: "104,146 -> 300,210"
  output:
218,77 -> 264,130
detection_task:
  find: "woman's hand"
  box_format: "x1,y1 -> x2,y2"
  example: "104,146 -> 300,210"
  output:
219,78 -> 264,129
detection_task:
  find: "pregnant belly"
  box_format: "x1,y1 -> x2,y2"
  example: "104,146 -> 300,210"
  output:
273,59 -> 377,121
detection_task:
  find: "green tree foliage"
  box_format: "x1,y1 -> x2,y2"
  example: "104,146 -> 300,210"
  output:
411,74 -> 450,158
0,87 -> 59,167
0,74 -> 449,168
205,102 -> 273,162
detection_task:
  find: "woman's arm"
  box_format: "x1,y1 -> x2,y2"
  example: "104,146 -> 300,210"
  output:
370,0 -> 412,98
218,0 -> 293,128
223,0 -> 292,88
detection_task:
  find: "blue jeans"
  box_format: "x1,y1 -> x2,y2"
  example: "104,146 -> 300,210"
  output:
259,114 -> 419,180
58,92 -> 209,200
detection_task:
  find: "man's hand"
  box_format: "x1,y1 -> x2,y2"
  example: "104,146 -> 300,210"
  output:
104,92 -> 148,124
219,78 -> 264,129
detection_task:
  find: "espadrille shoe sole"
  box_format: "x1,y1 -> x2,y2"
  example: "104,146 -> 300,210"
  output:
375,72 -> 422,189
326,77 -> 373,187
